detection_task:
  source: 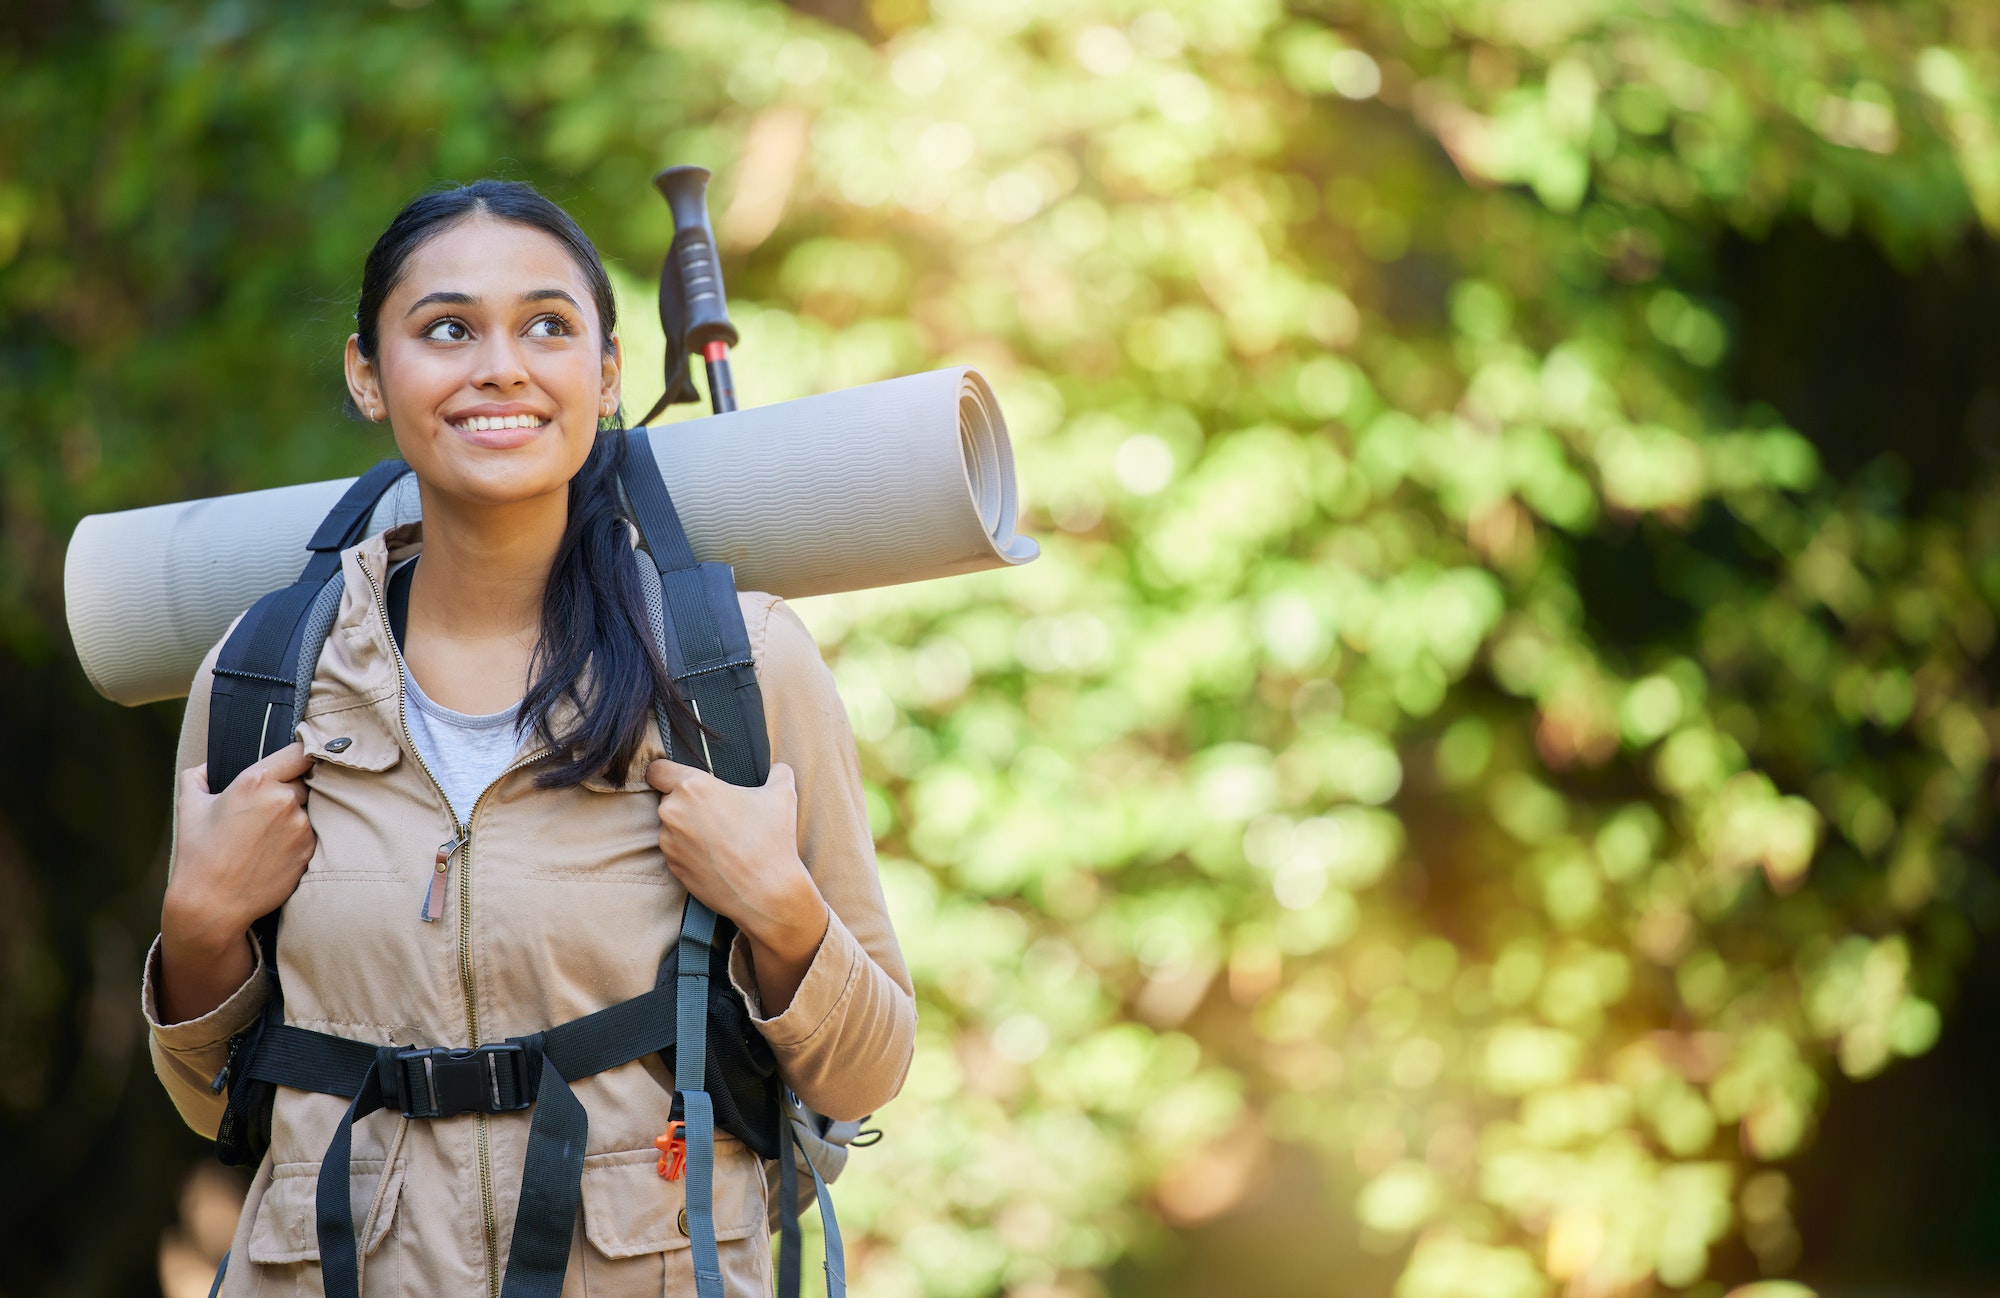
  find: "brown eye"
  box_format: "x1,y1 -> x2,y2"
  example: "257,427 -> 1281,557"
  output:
424,318 -> 470,342
526,315 -> 570,338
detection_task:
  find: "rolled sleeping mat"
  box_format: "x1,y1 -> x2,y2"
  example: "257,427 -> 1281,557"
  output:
66,366 -> 1036,706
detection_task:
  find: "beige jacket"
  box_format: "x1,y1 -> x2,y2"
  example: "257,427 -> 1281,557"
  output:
144,524 -> 916,1296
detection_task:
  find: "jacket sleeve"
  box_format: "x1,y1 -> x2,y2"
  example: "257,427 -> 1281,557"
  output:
726,595 -> 917,1122
143,620 -> 272,1138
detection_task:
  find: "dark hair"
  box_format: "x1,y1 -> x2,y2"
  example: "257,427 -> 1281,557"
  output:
353,179 -> 698,788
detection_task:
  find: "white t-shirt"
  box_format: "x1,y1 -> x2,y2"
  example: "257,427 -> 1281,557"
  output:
402,665 -> 522,824
389,559 -> 525,823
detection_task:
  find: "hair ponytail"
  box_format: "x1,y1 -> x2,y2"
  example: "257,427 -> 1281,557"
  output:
521,421 -> 697,788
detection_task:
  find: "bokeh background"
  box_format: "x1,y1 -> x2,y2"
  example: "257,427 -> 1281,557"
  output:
6,1 -> 2000,1295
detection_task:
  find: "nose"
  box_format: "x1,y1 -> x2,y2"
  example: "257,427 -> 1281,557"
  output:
469,331 -> 530,392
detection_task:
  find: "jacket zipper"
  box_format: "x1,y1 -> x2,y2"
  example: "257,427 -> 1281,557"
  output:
455,754 -> 545,1298
363,557 -> 548,1298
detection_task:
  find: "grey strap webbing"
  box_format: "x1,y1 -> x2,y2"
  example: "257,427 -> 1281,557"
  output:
676,902 -> 725,1297
779,1116 -> 848,1297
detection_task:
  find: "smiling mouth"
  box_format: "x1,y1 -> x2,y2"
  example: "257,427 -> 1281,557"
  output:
449,414 -> 550,433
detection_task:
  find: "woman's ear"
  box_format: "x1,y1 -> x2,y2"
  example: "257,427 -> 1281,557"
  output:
600,334 -> 623,420
344,334 -> 385,422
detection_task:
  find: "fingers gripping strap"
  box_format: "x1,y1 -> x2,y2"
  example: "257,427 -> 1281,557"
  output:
676,899 -> 725,1298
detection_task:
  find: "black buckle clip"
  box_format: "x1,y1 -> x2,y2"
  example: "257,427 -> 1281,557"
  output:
381,1042 -> 536,1119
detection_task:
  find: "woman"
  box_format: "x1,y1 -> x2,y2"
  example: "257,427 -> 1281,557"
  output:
143,180 -> 916,1295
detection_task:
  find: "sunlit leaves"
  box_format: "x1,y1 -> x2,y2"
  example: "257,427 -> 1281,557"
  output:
766,3 -> 2000,1292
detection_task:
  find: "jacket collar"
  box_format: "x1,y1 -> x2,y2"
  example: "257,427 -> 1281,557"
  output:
298,522 -> 663,793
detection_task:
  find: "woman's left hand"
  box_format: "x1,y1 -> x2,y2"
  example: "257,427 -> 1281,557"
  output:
646,759 -> 829,1013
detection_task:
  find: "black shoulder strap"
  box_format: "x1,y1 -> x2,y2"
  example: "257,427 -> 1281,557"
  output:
617,429 -> 770,786
206,459 -> 411,792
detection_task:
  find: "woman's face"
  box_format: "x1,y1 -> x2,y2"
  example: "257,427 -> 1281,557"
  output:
344,214 -> 620,509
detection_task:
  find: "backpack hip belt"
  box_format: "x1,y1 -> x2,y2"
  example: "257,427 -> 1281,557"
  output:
227,913 -> 835,1298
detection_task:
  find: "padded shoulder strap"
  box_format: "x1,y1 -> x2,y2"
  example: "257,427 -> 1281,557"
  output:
206,459 -> 411,793
618,429 -> 770,786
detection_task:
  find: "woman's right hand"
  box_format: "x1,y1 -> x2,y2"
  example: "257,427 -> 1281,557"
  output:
157,742 -> 317,1023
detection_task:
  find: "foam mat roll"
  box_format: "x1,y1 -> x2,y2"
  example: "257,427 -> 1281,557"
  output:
66,366 -> 1036,706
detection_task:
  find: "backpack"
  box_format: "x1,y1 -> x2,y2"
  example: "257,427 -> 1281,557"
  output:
200,434 -> 861,1298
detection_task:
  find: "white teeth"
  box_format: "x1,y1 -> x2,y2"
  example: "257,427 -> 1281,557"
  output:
456,414 -> 543,431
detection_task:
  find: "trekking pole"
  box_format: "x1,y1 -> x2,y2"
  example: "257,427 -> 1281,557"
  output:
637,165 -> 739,424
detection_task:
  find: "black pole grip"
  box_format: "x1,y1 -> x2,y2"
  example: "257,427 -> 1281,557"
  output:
655,166 -> 738,351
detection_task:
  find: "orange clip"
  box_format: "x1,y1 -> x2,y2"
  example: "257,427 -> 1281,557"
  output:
655,1121 -> 687,1181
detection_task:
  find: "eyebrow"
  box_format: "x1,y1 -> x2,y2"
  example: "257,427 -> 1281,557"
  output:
405,291 -> 474,317
523,288 -> 583,310
404,288 -> 584,317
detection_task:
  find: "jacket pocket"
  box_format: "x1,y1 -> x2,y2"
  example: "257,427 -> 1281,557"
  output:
578,1142 -> 766,1258
297,713 -> 401,773
246,1157 -> 407,1264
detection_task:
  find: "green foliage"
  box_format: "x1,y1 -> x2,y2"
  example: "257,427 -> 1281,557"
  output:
7,1 -> 2000,1294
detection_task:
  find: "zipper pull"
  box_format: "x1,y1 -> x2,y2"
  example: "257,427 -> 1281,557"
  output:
421,832 -> 468,923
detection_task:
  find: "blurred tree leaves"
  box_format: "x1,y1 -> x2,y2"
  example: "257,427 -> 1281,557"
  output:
6,1 -> 2000,1295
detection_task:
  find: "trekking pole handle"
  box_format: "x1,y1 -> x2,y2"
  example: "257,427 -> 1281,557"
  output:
655,166 -> 738,353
